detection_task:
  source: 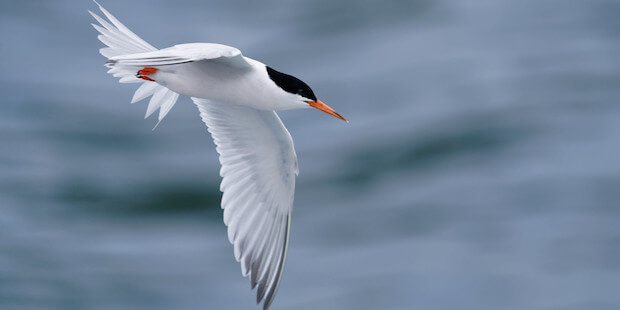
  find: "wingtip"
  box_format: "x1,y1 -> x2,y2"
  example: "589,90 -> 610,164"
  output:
263,296 -> 275,310
256,282 -> 267,305
152,120 -> 161,131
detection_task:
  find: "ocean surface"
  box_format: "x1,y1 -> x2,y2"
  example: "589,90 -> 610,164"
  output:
1,0 -> 620,309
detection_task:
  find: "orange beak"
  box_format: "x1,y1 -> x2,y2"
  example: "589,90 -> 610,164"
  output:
305,100 -> 348,122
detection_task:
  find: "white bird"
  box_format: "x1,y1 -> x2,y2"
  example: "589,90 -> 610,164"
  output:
89,2 -> 346,309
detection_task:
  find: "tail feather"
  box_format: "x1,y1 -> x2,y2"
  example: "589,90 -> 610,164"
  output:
90,1 -> 180,126
132,82 -> 159,103
89,1 -> 156,53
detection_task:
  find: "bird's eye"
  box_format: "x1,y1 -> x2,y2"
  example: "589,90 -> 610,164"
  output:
296,89 -> 304,95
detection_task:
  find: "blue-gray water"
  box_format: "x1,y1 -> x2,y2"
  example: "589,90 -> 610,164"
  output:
2,0 -> 620,309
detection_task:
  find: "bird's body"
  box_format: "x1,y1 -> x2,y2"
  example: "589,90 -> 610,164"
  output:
89,2 -> 345,310
116,43 -> 306,111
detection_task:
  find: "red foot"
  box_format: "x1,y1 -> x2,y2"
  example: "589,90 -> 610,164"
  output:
138,75 -> 155,82
138,67 -> 158,75
137,67 -> 158,82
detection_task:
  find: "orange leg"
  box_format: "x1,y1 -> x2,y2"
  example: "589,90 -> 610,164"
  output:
137,67 -> 158,81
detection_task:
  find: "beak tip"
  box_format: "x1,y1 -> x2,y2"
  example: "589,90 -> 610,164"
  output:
307,99 -> 348,123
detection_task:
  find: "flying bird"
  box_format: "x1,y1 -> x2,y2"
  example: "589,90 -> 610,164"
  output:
89,2 -> 346,309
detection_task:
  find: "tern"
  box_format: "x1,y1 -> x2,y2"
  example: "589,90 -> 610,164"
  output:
89,2 -> 346,309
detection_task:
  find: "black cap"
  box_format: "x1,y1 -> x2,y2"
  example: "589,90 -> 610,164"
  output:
266,66 -> 317,101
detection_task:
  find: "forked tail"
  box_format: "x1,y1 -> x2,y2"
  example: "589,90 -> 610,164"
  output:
89,1 -> 179,126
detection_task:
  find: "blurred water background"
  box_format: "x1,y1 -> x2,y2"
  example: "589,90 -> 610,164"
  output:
2,0 -> 620,309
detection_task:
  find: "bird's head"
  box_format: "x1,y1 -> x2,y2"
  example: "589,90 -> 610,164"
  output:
266,66 -> 347,122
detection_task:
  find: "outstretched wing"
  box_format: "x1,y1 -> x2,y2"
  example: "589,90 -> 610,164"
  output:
108,43 -> 250,68
193,98 -> 297,310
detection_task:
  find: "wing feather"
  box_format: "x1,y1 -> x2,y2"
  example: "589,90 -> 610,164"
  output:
109,43 -> 249,68
193,98 -> 297,310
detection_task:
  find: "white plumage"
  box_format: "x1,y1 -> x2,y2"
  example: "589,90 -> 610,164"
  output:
89,4 -> 181,126
89,2 -> 345,309
196,98 -> 296,308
